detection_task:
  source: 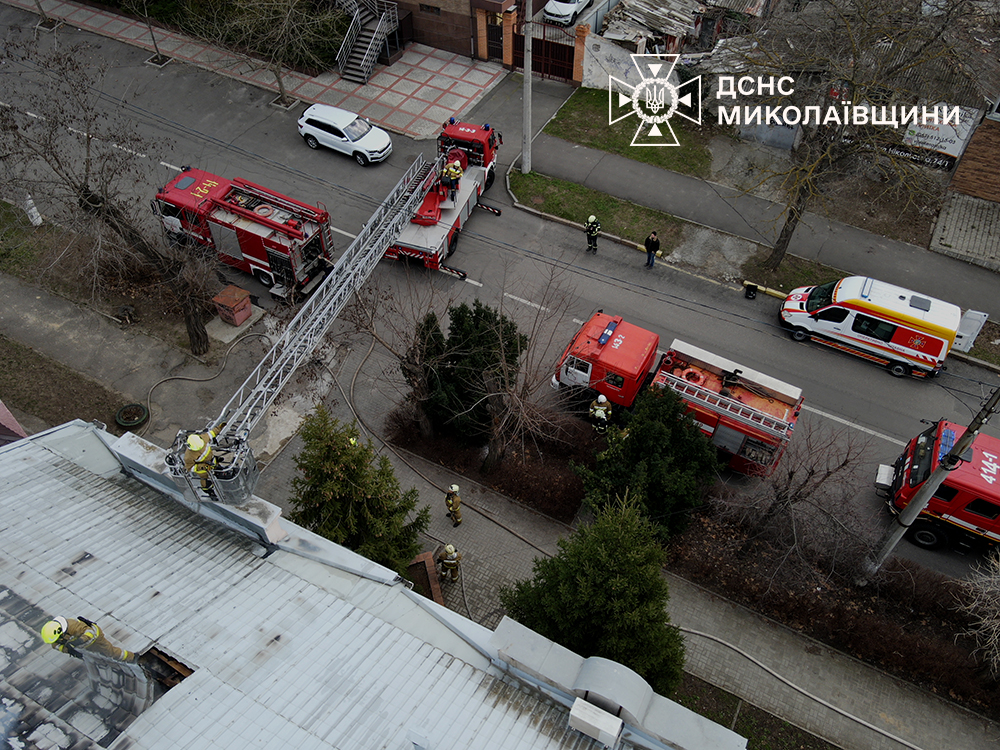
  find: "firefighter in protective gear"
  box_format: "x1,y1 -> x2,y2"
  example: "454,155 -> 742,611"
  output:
445,484 -> 462,527
441,160 -> 463,201
437,544 -> 462,582
40,616 -> 135,663
183,422 -> 225,496
589,394 -> 611,434
584,215 -> 601,253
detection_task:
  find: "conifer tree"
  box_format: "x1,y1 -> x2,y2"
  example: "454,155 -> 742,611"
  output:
288,405 -> 430,576
499,496 -> 686,696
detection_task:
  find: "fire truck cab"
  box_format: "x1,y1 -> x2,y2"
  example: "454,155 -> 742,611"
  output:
877,421 -> 1000,551
153,168 -> 334,299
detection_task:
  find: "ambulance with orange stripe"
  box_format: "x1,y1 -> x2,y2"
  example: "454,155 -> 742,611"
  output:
780,276 -> 985,378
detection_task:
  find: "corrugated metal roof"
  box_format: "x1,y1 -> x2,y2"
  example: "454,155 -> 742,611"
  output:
0,426 -> 611,750
602,0 -> 701,40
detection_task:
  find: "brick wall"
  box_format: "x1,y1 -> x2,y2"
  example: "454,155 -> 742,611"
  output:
950,119 -> 1000,203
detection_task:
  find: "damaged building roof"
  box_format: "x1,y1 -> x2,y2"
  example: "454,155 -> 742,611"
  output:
602,0 -> 702,41
0,420 -> 746,750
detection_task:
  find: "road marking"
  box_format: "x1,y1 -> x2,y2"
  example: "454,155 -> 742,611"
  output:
465,277 -> 483,287
161,162 -> 182,172
504,293 -> 548,311
330,225 -> 357,239
801,404 -> 906,446
572,318 -> 585,325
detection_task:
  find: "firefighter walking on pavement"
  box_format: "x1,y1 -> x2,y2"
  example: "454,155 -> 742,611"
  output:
437,544 -> 462,583
445,484 -> 462,527
40,616 -> 135,663
584,215 -> 601,253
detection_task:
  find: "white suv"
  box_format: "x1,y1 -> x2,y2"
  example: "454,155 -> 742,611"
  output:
542,0 -> 592,26
296,104 -> 393,166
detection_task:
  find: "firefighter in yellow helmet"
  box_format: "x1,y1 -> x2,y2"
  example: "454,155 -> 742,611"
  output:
437,544 -> 462,583
445,483 -> 462,527
441,160 -> 463,201
183,422 -> 225,497
40,616 -> 135,663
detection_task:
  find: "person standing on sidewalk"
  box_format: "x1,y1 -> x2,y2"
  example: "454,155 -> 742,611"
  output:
445,484 -> 462,527
644,231 -> 660,268
437,544 -> 462,582
584,215 -> 601,253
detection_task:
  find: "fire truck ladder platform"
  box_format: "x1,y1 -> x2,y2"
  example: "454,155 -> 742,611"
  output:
171,155 -> 439,505
660,373 -> 795,440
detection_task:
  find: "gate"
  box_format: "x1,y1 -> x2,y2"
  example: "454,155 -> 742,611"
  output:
513,22 -> 575,82
486,15 -> 503,61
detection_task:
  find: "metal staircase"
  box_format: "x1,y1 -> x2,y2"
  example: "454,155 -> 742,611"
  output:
337,0 -> 399,84
660,374 -> 793,439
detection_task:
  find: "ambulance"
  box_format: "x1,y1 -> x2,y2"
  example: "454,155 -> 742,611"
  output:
779,276 -> 986,377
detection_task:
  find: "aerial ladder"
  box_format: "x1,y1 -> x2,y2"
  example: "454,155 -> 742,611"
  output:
164,154 -> 439,505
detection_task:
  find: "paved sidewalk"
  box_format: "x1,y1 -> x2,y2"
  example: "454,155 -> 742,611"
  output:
4,0 -> 505,139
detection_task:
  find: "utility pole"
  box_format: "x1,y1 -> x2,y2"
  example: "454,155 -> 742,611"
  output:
870,385 -> 1000,572
521,12 -> 532,174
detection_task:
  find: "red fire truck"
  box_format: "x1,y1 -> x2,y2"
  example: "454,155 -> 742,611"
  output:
876,421 -> 1000,551
551,313 -> 804,475
152,168 -> 334,299
385,119 -> 502,277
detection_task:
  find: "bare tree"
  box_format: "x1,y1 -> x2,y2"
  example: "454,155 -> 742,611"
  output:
186,0 -> 349,106
0,38 -> 215,354
732,0 -> 982,268
710,420 -> 880,583
959,551 -> 1000,675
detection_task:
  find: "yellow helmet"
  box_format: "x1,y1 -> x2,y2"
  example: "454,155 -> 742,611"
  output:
588,215 -> 596,223
449,484 -> 459,493
41,616 -> 68,644
187,434 -> 205,451
445,544 -> 456,556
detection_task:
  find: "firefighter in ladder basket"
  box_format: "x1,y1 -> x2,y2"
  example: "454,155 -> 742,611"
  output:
183,422 -> 226,499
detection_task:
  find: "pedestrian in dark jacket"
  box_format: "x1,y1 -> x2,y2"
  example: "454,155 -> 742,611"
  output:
644,231 -> 660,268
585,215 -> 601,253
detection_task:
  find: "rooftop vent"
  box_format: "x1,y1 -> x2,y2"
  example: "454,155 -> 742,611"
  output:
910,296 -> 932,312
569,697 -> 623,748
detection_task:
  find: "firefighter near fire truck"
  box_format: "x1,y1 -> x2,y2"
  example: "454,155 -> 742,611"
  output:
589,394 -> 612,434
552,312 -> 804,476
438,544 -> 462,582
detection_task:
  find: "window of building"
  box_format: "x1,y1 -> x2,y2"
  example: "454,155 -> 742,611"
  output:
419,4 -> 441,14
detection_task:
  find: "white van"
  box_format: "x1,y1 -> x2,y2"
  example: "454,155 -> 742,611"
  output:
780,276 -> 986,377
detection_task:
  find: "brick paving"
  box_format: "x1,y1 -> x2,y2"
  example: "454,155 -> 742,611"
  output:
930,191 -> 1000,272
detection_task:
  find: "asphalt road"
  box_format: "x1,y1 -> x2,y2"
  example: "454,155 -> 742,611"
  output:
2,6 -> 997,578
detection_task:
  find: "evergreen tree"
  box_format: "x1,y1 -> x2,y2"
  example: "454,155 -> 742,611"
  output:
499,496 -> 685,696
576,388 -> 719,539
288,405 -> 430,576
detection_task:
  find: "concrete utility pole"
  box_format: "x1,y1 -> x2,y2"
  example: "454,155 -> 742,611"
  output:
870,385 -> 1000,571
521,14 -> 532,174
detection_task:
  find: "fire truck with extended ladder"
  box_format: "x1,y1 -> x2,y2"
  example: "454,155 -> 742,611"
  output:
152,169 -> 335,299
552,312 -> 804,476
384,119 -> 502,279
150,122 -> 502,508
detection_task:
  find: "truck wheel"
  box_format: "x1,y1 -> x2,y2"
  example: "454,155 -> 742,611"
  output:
484,167 -> 495,191
790,327 -> 809,342
304,135 -> 320,150
354,152 -> 370,166
253,269 -> 274,288
447,230 -> 460,258
888,362 -> 911,378
907,521 -> 948,550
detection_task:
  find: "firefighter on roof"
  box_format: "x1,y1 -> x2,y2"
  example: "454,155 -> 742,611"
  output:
441,160 -> 463,201
589,394 -> 611,433
40,617 -> 135,663
183,422 -> 225,497
445,484 -> 462,527
438,544 -> 462,582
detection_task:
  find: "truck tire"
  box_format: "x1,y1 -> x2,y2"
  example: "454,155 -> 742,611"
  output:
790,327 -> 809,342
888,362 -> 911,378
253,269 -> 274,288
906,521 -> 948,550
447,230 -> 460,258
304,135 -> 320,150
484,167 -> 495,191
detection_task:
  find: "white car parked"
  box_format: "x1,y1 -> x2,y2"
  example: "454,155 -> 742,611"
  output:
296,104 -> 393,166
542,0 -> 592,26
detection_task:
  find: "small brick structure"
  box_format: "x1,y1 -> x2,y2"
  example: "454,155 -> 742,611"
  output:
213,285 -> 252,327
407,551 -> 445,605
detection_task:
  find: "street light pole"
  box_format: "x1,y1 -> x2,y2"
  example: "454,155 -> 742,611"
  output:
521,14 -> 532,175
869,385 -> 1000,572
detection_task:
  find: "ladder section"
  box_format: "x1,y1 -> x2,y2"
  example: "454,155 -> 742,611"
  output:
660,373 -> 792,439
214,154 -> 434,444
